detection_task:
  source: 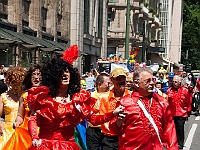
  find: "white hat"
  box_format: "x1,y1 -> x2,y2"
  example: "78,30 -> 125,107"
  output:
0,75 -> 5,80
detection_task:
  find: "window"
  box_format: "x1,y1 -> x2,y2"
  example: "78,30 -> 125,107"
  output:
22,20 -> 29,27
42,27 -> 46,32
0,0 -> 8,5
23,0 -> 30,15
84,0 -> 90,34
57,31 -> 61,36
41,7 -> 47,27
58,0 -> 62,14
42,7 -> 47,22
97,0 -> 103,38
57,14 -> 62,26
107,7 -> 112,30
159,0 -> 169,56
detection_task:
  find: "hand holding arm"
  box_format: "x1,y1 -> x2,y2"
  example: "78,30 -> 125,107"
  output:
28,111 -> 41,147
88,105 -> 125,126
14,96 -> 25,128
113,105 -> 125,116
116,111 -> 127,128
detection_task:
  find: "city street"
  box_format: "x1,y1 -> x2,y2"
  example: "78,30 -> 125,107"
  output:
183,112 -> 200,150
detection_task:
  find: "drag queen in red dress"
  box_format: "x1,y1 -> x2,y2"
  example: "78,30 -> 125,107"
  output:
27,45 -> 123,150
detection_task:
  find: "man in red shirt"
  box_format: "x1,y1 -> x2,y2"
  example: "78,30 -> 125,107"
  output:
109,67 -> 178,150
166,75 -> 190,149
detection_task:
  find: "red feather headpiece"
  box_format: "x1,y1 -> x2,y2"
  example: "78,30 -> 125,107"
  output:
61,45 -> 79,65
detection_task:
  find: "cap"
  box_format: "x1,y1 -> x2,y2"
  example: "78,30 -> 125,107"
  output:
110,68 -> 126,78
168,72 -> 174,78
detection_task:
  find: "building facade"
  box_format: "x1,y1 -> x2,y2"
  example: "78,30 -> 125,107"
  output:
70,0 -> 108,73
0,0 -> 108,74
0,0 -> 70,67
159,0 -> 183,66
107,0 -> 183,68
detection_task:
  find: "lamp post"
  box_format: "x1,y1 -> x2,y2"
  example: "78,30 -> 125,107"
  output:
125,0 -> 130,59
142,21 -> 146,62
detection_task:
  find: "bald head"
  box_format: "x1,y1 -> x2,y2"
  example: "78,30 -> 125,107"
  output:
172,75 -> 182,89
173,75 -> 182,82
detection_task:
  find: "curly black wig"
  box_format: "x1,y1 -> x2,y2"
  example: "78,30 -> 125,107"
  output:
41,58 -> 81,98
22,64 -> 42,91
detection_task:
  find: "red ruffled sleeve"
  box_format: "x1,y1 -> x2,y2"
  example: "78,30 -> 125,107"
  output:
27,86 -> 73,122
72,89 -> 97,118
27,87 -> 97,125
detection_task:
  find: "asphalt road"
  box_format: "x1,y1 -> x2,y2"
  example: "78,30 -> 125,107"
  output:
183,112 -> 200,150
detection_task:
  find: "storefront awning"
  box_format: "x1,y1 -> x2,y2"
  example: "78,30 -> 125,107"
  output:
0,28 -> 22,43
0,28 -> 67,51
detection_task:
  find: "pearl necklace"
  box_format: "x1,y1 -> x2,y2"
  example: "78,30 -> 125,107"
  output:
54,94 -> 70,103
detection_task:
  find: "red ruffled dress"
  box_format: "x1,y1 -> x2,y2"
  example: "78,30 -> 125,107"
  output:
27,86 -> 115,150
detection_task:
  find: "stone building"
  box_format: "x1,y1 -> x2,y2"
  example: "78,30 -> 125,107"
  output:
0,0 -> 108,74
0,0 -> 70,68
71,0 -> 108,73
107,0 -> 183,68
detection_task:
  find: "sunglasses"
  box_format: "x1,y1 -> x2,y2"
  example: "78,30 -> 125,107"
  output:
143,78 -> 157,85
173,81 -> 180,83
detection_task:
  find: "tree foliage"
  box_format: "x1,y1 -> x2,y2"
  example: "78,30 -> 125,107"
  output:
182,0 -> 200,70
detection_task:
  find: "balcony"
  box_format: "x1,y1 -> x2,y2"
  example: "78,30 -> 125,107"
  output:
109,0 -> 119,2
147,47 -> 165,53
149,39 -> 159,47
108,29 -> 126,39
108,0 -> 126,8
108,3 -> 126,8
133,2 -> 141,13
148,13 -> 154,21
108,28 -> 137,41
140,3 -> 149,15
153,16 -> 162,27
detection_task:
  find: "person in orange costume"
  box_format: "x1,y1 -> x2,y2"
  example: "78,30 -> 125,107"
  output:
2,64 -> 42,150
86,72 -> 112,150
109,67 -> 178,150
166,75 -> 190,149
27,45 -> 124,150
98,68 -> 130,150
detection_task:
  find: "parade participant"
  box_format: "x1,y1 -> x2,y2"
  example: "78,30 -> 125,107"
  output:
168,72 -> 174,87
75,72 -> 111,150
98,68 -> 129,150
126,72 -> 134,91
86,72 -> 111,150
85,72 -> 96,92
0,82 -> 7,95
109,67 -> 178,150
0,65 -> 26,149
158,67 -> 168,93
166,75 -> 190,149
2,64 -> 42,150
0,64 -> 6,75
27,45 -> 124,150
154,80 -> 168,100
180,71 -> 188,87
